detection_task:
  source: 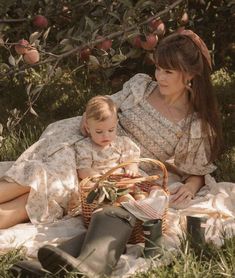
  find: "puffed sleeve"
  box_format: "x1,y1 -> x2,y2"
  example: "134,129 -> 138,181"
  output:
74,139 -> 93,170
109,73 -> 153,110
119,136 -> 140,163
174,118 -> 217,176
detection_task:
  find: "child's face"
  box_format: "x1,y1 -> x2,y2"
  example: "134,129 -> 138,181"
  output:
86,114 -> 118,147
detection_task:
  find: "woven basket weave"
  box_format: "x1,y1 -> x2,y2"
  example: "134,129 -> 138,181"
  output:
79,158 -> 169,244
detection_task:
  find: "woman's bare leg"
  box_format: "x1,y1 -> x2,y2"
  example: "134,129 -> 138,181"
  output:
0,180 -> 30,203
0,193 -> 29,229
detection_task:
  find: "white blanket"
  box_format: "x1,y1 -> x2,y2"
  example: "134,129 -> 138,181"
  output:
0,161 -> 235,277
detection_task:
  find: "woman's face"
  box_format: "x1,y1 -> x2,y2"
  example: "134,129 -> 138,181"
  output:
155,66 -> 189,98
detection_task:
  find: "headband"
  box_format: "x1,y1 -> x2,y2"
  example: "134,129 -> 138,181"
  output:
180,29 -> 212,70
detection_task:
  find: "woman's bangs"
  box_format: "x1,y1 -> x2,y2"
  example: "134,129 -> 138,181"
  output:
155,46 -> 180,70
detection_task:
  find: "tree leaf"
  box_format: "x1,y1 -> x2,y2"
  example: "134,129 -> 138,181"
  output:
29,107 -> 39,117
86,188 -> 99,203
119,0 -> 133,8
8,55 -> 16,66
29,32 -> 42,44
0,123 -> 3,135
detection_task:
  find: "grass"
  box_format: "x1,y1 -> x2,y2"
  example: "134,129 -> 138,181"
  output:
0,69 -> 234,277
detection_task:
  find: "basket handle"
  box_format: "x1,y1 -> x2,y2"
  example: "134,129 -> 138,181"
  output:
99,158 -> 169,194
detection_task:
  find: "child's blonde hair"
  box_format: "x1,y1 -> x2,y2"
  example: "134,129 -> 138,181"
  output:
86,95 -> 117,121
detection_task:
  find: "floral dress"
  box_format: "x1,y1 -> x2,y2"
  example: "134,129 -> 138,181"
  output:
75,136 -> 140,175
3,73 -> 216,224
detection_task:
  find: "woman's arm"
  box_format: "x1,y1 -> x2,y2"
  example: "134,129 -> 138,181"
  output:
170,175 -> 204,205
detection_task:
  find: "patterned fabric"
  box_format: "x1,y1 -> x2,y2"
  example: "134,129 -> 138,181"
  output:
75,136 -> 140,175
110,73 -> 216,175
3,73 -> 216,224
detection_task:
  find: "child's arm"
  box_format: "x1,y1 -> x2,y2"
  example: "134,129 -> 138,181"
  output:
77,168 -> 100,180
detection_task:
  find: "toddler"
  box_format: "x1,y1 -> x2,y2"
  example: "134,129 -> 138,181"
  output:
68,95 -> 140,214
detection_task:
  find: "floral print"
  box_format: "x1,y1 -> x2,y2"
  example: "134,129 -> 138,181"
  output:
75,136 -> 140,175
3,74 -> 216,224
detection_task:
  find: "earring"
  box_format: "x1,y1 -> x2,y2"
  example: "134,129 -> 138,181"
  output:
187,80 -> 192,87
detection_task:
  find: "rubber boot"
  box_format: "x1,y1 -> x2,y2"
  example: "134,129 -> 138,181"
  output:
9,231 -> 87,277
187,216 -> 206,246
142,219 -> 162,258
38,206 -> 136,278
58,230 -> 87,257
9,260 -> 49,278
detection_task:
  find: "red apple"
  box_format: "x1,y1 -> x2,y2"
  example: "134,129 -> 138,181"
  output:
96,36 -> 112,51
32,15 -> 48,29
132,35 -> 142,48
141,34 -> 158,51
15,39 -> 30,55
23,49 -> 40,64
80,47 -> 91,61
149,19 -> 165,36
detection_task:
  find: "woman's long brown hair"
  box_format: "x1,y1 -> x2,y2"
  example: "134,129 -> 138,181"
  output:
154,32 -> 222,162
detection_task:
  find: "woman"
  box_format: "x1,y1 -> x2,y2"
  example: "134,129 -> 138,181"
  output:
9,29 -> 223,277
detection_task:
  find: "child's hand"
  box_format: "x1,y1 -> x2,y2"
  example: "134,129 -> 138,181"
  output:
67,191 -> 80,216
125,164 -> 139,177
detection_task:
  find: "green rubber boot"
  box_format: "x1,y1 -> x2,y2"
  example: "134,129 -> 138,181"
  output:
10,231 -> 87,277
38,206 -> 136,277
142,219 -> 162,258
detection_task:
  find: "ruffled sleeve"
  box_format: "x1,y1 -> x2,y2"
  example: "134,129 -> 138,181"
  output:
174,118 -> 216,176
109,73 -> 153,110
74,139 -> 93,170
118,136 -> 140,163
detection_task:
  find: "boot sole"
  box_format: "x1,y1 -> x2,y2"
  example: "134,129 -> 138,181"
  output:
10,260 -> 47,277
38,245 -> 81,277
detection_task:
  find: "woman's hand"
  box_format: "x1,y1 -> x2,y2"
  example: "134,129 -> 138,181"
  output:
170,175 -> 204,207
170,183 -> 194,206
80,112 -> 88,136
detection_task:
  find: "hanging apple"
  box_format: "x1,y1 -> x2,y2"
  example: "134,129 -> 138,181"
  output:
32,15 -> 48,29
141,34 -> 158,51
15,39 -> 30,55
23,49 -> 40,64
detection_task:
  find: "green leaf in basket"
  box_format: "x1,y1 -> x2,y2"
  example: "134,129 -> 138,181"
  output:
116,188 -> 130,196
102,186 -> 110,200
98,190 -> 106,204
86,188 -> 99,204
109,190 -> 117,202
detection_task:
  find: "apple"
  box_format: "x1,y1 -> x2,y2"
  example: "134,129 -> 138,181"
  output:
132,35 -> 142,48
180,12 -> 189,25
141,34 -> 158,51
15,39 -> 30,55
149,19 -> 165,36
32,15 -> 48,29
23,49 -> 40,64
133,191 -> 148,201
96,36 -> 112,51
80,47 -> 91,61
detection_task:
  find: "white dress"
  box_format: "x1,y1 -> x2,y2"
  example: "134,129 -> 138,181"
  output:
75,136 -> 140,175
2,74 -> 218,224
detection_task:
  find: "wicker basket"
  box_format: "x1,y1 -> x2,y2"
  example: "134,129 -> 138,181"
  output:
79,158 -> 169,244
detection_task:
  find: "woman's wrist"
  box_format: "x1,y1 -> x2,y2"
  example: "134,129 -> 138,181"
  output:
184,175 -> 205,196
